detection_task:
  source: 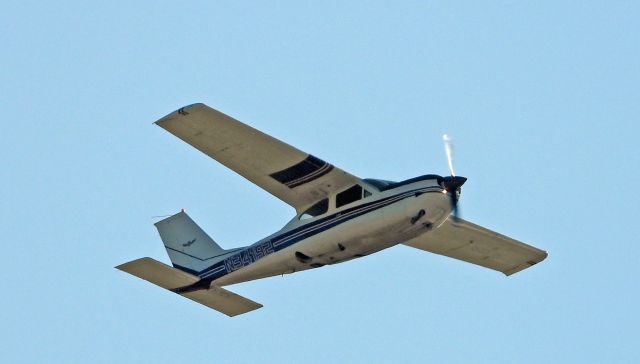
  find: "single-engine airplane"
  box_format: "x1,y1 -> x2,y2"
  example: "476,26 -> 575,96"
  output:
117,103 -> 548,316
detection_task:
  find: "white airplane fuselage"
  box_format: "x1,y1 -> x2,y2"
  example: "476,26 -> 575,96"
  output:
213,178 -> 451,286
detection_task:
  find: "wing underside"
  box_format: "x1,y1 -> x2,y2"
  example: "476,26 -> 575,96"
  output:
404,217 -> 547,275
155,103 -> 362,211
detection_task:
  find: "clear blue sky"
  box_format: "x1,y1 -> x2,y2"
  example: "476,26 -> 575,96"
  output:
2,1 -> 639,363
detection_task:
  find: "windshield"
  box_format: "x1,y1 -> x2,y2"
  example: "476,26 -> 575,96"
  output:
362,178 -> 397,191
364,175 -> 443,191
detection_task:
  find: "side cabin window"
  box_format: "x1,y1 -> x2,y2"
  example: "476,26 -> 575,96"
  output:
299,198 -> 329,220
336,184 -> 371,208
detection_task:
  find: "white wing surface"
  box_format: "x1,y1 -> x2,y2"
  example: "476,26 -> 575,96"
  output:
156,103 -> 362,211
404,218 -> 547,276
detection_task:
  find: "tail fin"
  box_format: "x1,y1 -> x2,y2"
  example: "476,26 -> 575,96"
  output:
155,211 -> 238,274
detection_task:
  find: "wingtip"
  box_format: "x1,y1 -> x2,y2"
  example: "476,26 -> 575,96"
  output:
540,250 -> 549,261
503,251 -> 549,276
154,103 -> 206,125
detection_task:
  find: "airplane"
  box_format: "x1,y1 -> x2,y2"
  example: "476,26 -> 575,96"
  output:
117,103 -> 548,317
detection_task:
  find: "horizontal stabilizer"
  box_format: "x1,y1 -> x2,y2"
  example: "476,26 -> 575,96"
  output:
181,286 -> 263,317
117,257 -> 198,288
116,257 -> 262,316
404,217 -> 547,276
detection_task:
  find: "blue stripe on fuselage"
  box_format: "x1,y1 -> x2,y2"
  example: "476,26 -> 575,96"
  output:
196,186 -> 442,280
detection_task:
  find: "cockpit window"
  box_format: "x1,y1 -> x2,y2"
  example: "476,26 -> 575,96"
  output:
336,185 -> 362,208
336,184 -> 371,208
299,198 -> 329,220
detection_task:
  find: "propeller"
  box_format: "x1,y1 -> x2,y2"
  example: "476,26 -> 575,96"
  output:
443,134 -> 455,177
441,134 -> 466,220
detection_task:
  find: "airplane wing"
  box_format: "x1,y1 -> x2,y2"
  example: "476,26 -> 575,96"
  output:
403,217 -> 547,276
155,103 -> 362,212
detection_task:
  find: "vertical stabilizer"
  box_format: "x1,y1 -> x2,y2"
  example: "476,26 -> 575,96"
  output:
155,211 -> 238,274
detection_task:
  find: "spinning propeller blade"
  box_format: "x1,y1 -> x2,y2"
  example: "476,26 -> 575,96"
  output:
443,134 -> 455,176
442,135 -> 466,220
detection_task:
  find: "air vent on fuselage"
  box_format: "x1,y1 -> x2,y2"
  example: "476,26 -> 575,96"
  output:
295,251 -> 313,264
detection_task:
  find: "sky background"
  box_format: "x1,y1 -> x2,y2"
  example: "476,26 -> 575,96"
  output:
2,1 -> 639,363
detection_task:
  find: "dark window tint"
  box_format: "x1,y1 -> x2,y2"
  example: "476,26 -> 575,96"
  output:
270,155 -> 332,188
336,185 -> 363,208
299,198 -> 329,220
